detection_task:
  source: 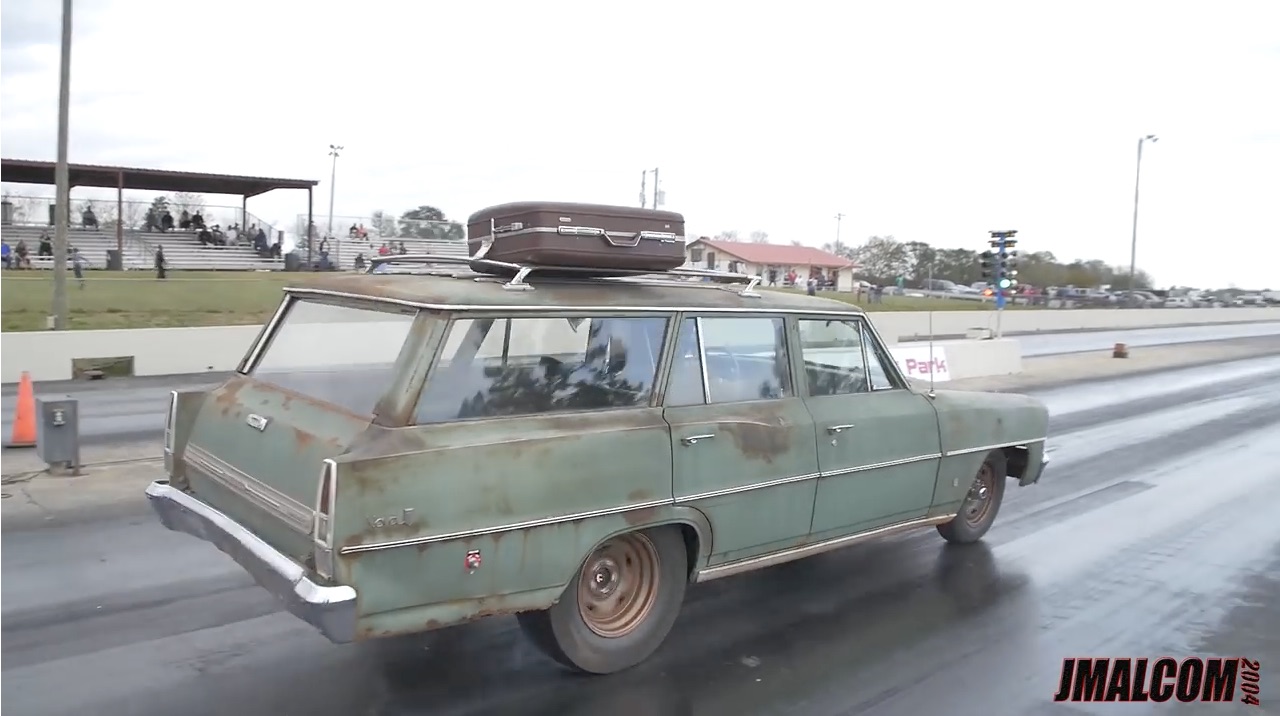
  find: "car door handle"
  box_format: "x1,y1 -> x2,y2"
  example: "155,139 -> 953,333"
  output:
826,424 -> 856,434
681,434 -> 715,446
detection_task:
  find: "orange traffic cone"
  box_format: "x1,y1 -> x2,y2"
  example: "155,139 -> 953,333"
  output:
8,371 -> 37,448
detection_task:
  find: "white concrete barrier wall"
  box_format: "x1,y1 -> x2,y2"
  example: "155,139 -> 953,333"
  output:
869,307 -> 1276,342
0,307 -> 1273,383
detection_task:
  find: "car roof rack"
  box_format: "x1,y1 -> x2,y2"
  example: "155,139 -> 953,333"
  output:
366,253 -> 763,297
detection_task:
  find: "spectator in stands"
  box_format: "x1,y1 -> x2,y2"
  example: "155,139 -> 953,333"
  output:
155,246 -> 167,279
2,241 -> 11,269
270,237 -> 282,258
319,237 -> 329,256
178,210 -> 191,230
15,239 -> 30,268
38,231 -> 53,257
198,226 -> 217,246
397,241 -> 408,255
226,223 -> 240,245
81,205 -> 98,229
377,242 -> 391,256
353,252 -> 367,271
191,211 -> 206,230
161,210 -> 175,232
348,223 -> 359,238
71,248 -> 89,289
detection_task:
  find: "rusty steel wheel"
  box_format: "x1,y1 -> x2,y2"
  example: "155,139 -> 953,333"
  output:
576,533 -> 662,639
937,450 -> 1007,545
962,462 -> 997,527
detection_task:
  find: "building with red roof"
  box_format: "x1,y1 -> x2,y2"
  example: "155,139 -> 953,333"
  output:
683,238 -> 860,290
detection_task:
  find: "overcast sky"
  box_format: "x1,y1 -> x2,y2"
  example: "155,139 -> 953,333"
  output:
2,0 -> 1277,288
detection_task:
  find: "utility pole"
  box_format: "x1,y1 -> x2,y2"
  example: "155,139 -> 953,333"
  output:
652,167 -> 660,209
1129,135 -> 1158,294
834,213 -> 845,254
51,0 -> 74,330
326,144 -> 343,237
639,170 -> 647,208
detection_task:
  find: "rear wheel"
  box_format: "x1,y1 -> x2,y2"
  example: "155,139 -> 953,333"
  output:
517,526 -> 688,674
937,450 -> 1007,544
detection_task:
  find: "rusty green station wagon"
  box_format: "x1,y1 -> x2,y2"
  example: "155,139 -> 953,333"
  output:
146,255 -> 1050,675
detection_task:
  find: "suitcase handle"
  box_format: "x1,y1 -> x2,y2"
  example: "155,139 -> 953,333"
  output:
556,225 -> 678,248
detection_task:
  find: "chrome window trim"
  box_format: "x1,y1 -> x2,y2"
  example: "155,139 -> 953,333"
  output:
693,317 -> 712,404
283,288 -> 870,318
239,294 -> 292,374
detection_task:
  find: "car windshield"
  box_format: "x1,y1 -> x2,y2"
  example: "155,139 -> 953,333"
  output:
248,298 -> 418,416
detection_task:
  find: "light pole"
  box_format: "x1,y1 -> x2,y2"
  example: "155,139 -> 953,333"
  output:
1128,134 -> 1158,293
834,213 -> 845,254
51,0 -> 73,330
326,144 -> 343,237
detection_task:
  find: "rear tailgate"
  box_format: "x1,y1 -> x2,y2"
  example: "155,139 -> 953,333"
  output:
171,296 -> 422,563
180,376 -> 373,561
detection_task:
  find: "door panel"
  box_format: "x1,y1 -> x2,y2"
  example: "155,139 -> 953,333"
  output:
794,317 -> 942,539
663,316 -> 820,564
807,390 -> 941,537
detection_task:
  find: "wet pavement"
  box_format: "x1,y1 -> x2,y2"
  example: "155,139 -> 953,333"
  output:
4,321 -> 1278,446
3,358 -> 1279,716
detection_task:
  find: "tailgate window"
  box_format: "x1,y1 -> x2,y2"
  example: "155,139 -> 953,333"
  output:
249,298 -> 417,416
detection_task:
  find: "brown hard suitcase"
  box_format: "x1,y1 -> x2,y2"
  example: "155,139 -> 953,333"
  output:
466,201 -> 686,275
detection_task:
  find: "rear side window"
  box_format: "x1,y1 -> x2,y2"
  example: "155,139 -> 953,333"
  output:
665,316 -> 792,406
415,316 -> 669,423
249,299 -> 418,416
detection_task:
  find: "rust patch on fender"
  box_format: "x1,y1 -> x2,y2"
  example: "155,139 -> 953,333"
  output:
624,506 -> 661,526
213,377 -> 247,416
293,427 -> 315,450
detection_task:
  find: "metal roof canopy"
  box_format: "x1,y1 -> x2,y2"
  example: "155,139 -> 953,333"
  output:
0,158 -> 318,198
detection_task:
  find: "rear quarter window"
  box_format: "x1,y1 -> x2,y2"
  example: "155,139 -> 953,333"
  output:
249,299 -> 418,416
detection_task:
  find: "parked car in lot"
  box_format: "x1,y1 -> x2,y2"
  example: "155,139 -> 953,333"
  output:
145,253 -> 1052,675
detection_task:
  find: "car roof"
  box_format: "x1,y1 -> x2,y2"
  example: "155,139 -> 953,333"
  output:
285,271 -> 865,315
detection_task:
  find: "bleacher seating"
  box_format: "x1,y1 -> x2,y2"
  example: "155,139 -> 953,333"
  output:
319,235 -> 469,270
2,224 -> 470,272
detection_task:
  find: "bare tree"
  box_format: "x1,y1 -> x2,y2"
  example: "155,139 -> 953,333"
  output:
714,230 -> 739,241
171,192 -> 207,219
749,230 -> 770,244
370,210 -> 399,239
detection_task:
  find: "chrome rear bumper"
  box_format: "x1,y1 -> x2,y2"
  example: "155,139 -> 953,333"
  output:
145,480 -> 357,643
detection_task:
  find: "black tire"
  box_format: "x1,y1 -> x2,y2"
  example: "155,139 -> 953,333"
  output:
516,526 -> 688,675
937,449 -> 1007,544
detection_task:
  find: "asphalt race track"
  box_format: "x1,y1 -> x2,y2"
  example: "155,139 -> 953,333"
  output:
3,355 -> 1279,716
4,321 -> 1279,446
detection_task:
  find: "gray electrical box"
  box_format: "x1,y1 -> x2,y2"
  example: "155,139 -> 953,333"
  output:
35,397 -> 81,473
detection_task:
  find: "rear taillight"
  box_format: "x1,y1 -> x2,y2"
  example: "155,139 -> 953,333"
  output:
163,390 -> 178,472
313,459 -> 338,578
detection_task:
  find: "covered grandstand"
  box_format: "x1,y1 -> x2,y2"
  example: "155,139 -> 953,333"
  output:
1,159 -> 469,271
1,159 -> 317,270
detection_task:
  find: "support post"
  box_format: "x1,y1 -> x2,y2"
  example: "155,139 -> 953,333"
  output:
306,187 -> 314,268
115,170 -> 124,255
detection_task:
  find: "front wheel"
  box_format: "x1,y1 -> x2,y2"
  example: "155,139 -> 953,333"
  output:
937,449 -> 1007,544
517,526 -> 688,674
